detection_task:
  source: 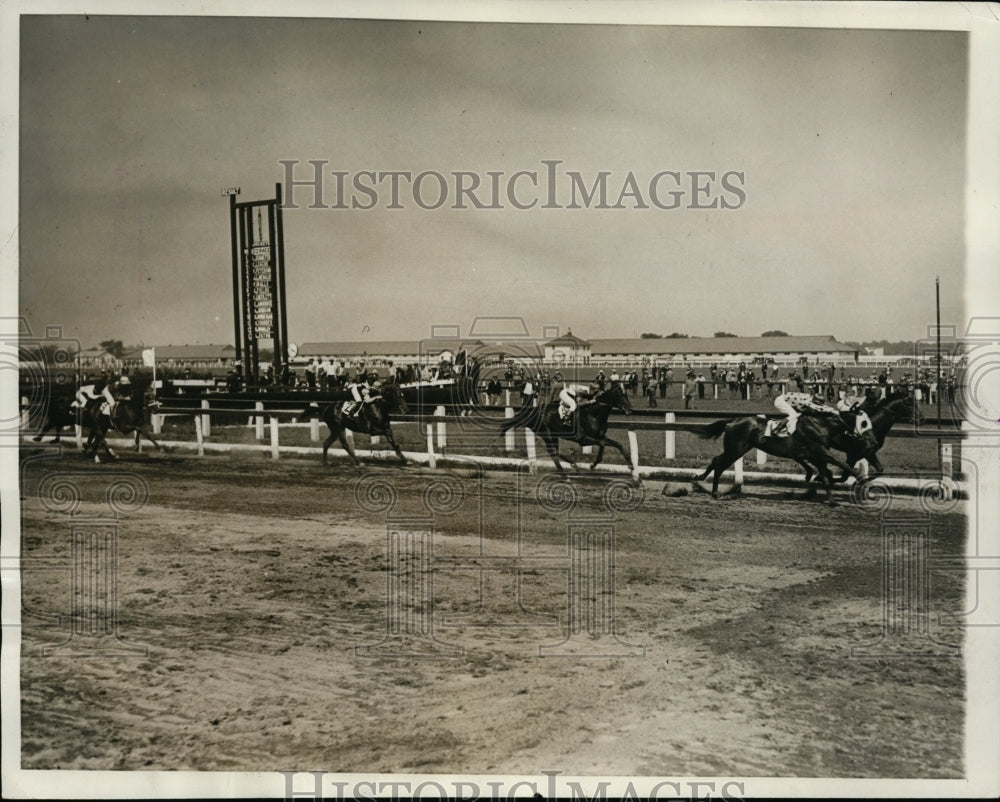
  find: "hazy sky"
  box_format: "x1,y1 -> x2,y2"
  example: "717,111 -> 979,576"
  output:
17,15 -> 968,350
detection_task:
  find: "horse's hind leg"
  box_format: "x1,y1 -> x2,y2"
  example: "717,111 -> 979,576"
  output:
321,431 -> 337,465
340,430 -> 361,465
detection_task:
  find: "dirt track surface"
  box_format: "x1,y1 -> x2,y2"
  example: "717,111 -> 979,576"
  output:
18,447 -> 966,778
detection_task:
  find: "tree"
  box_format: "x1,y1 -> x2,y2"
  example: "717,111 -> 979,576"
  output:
713,331 -> 738,338
640,333 -> 663,339
666,332 -> 690,338
99,339 -> 126,358
761,330 -> 789,337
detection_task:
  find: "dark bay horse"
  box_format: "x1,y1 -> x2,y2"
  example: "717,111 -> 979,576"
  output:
500,383 -> 632,472
307,384 -> 409,466
697,413 -> 859,505
31,394 -> 81,443
826,395 -> 921,481
82,383 -> 161,463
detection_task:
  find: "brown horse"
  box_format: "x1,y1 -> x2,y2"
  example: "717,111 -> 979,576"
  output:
306,384 -> 409,466
500,383 -> 632,472
697,412 -> 859,506
81,383 -> 161,463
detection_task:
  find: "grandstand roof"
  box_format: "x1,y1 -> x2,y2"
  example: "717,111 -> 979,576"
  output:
299,340 -> 486,358
589,335 -> 857,356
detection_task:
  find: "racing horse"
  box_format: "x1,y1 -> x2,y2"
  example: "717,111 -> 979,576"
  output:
696,412 -> 860,505
826,393 -> 921,481
31,393 -> 81,443
307,383 -> 409,466
500,382 -> 633,472
81,382 -> 161,463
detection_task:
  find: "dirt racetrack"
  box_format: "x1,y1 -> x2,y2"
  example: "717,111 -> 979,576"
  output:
18,445 -> 966,779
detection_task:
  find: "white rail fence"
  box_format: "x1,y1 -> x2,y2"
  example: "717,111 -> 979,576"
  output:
51,401 -> 961,500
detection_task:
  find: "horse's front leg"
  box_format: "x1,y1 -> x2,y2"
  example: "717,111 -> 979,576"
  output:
383,427 -> 407,465
592,436 -> 628,470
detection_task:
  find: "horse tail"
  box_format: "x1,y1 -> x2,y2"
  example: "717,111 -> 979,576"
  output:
698,418 -> 730,440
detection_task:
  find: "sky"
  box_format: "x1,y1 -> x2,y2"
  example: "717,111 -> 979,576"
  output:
15,13 -> 971,351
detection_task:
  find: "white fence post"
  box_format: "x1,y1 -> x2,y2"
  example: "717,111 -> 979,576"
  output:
627,430 -> 640,480
20,396 -> 29,428
525,427 -> 537,474
504,388 -> 511,406
75,424 -> 83,450
151,411 -> 162,435
940,442 -> 953,479
254,401 -> 264,440
194,414 -> 204,456
270,416 -> 280,459
201,398 -> 211,438
856,458 -> 869,481
664,412 -> 676,460
505,407 -> 515,452
756,448 -> 767,466
426,423 -> 436,469
310,414 -> 320,442
435,404 -> 447,453
733,455 -> 744,488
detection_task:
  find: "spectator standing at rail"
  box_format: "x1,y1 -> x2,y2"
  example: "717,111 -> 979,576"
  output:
657,369 -> 667,399
645,374 -> 658,407
305,358 -> 317,389
594,369 -> 607,391
683,370 -> 697,409
487,376 -> 502,406
521,376 -> 535,408
696,372 -> 706,400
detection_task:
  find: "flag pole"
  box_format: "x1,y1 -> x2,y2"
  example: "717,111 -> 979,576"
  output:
936,276 -> 942,424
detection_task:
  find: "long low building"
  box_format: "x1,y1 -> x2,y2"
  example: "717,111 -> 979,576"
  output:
588,335 -> 859,366
294,333 -> 858,369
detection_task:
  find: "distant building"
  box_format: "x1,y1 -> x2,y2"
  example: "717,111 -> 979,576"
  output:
291,333 -> 859,369
77,347 -> 120,370
588,335 -> 859,366
543,330 -> 591,365
121,344 -> 236,370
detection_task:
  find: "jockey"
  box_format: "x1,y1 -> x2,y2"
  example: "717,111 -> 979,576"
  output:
74,380 -> 103,409
100,372 -> 131,416
345,372 -> 377,418
836,391 -> 871,439
558,382 -> 592,423
594,370 -> 607,391
773,391 -> 839,435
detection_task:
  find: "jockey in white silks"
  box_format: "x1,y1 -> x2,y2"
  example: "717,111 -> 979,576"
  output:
74,383 -> 102,409
836,390 -> 873,438
558,383 -> 593,423
344,373 -> 379,417
773,391 -> 839,435
100,374 -> 130,416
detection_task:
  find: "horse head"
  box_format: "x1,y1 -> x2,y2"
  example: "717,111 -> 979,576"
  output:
378,384 -> 408,415
886,396 -> 921,425
599,382 -> 632,415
